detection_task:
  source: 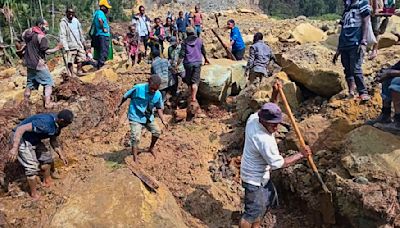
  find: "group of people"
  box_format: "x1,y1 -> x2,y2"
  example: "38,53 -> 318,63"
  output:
5,0 -> 400,227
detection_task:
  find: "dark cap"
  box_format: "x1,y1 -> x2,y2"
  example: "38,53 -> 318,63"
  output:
258,103 -> 282,123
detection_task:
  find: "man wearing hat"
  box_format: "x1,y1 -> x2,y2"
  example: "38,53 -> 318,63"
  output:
92,0 -> 111,69
240,82 -> 311,228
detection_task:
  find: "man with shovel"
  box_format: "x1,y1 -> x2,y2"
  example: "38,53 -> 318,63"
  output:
240,82 -> 311,228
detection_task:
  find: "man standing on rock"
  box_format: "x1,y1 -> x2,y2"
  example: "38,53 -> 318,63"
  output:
60,8 -> 86,76
245,32 -> 276,84
92,0 -> 111,69
22,18 -> 63,109
178,26 -> 209,102
227,19 -> 246,61
115,75 -> 168,162
335,0 -> 371,101
367,61 -> 400,131
132,5 -> 151,57
7,109 -> 73,200
240,83 -> 311,228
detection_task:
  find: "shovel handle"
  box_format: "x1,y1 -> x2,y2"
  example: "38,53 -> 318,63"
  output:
277,87 -> 319,173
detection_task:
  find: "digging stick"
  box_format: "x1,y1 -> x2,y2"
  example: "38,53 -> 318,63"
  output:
277,86 -> 335,224
211,28 -> 236,61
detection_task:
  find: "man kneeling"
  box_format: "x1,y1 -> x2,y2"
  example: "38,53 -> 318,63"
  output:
240,83 -> 311,227
7,110 -> 73,200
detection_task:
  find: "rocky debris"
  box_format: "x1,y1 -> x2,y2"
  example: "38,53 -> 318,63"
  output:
284,115 -> 356,152
0,68 -> 17,79
50,167 -> 187,228
342,125 -> 400,180
276,43 -> 346,97
198,59 -> 246,102
236,72 -> 302,123
378,32 -> 398,49
290,23 -> 328,44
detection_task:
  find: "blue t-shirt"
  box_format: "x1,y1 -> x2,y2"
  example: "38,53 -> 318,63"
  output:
123,83 -> 164,124
230,26 -> 246,51
176,18 -> 187,32
338,0 -> 370,49
14,113 -> 59,145
93,9 -> 110,37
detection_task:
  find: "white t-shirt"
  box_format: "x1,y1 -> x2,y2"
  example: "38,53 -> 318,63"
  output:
240,113 -> 285,186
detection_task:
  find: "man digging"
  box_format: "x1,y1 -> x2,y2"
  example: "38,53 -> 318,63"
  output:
240,82 -> 311,228
7,110 -> 73,200
116,75 -> 168,162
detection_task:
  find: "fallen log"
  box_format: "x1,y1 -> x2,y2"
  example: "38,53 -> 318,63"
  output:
124,157 -> 159,192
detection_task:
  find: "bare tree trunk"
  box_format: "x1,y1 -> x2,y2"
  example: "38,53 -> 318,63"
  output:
38,0 -> 44,19
9,24 -> 14,45
0,24 -> 4,43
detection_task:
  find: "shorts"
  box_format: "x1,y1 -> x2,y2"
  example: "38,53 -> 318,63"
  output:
232,48 -> 245,61
371,16 -> 389,36
67,49 -> 86,64
130,121 -> 161,147
18,140 -> 53,176
178,32 -> 187,41
27,68 -> 54,90
242,181 -> 278,223
184,64 -> 201,85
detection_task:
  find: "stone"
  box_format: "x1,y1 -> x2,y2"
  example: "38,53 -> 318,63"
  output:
237,8 -> 256,14
341,125 -> 400,179
243,34 -> 254,45
0,68 -> 16,78
50,168 -> 186,228
353,176 -> 369,185
291,23 -> 327,44
236,72 -> 303,122
285,115 -> 356,152
276,44 -> 346,97
198,59 -> 246,102
378,32 -> 398,49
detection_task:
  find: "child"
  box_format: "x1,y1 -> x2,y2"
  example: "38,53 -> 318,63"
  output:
164,17 -> 177,43
124,24 -> 141,65
193,5 -> 203,37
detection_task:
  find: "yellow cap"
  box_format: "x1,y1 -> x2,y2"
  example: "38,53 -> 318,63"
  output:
99,0 -> 112,9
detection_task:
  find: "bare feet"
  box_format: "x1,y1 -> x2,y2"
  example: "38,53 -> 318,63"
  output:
369,50 -> 378,60
149,147 -> 157,159
44,102 -> 56,109
31,192 -> 40,200
42,177 -> 53,188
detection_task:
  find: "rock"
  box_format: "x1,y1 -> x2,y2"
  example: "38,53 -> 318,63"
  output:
237,8 -> 256,14
285,115 -> 356,152
50,168 -> 186,228
82,65 -> 95,73
0,68 -> 16,78
236,72 -> 302,122
385,15 -> 400,35
341,125 -> 400,179
198,59 -> 246,102
243,34 -> 254,45
353,176 -> 369,185
378,32 -> 398,49
290,23 -> 328,44
276,44 -> 346,97
79,68 -> 119,84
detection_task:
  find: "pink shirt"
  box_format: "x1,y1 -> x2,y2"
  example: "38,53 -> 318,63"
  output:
193,12 -> 203,25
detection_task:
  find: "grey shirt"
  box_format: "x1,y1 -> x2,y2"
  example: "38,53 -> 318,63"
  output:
59,17 -> 85,51
246,41 -> 275,76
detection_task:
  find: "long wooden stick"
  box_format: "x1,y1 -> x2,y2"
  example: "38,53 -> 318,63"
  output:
278,87 -> 331,193
211,28 -> 236,61
125,157 -> 159,192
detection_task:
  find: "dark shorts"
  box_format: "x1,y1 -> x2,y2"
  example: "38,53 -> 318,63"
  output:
242,181 -> 278,223
232,48 -> 245,60
184,64 -> 201,85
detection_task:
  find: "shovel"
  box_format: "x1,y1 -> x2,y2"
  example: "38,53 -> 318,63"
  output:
277,86 -> 336,224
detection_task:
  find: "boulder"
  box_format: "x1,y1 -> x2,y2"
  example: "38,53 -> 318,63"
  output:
341,125 -> 400,179
378,32 -> 398,49
276,44 -> 346,97
236,72 -> 302,122
50,168 -> 187,228
385,15 -> 400,35
291,23 -> 327,44
285,115 -> 356,152
198,59 -> 247,102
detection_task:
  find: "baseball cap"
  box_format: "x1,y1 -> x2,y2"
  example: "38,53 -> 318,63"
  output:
258,103 -> 283,123
99,0 -> 112,9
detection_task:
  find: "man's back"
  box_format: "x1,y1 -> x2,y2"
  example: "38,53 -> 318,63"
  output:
23,28 -> 48,70
249,41 -> 273,75
15,113 -> 59,145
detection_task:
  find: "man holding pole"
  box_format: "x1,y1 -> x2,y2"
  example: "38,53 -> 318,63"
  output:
239,82 -> 311,228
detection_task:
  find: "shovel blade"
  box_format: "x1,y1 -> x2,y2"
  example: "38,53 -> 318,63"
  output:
319,191 -> 336,224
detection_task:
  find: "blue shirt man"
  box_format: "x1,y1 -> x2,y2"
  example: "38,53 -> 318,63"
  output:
116,75 -> 168,162
14,113 -> 60,145
93,9 -> 110,37
227,19 -> 246,60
